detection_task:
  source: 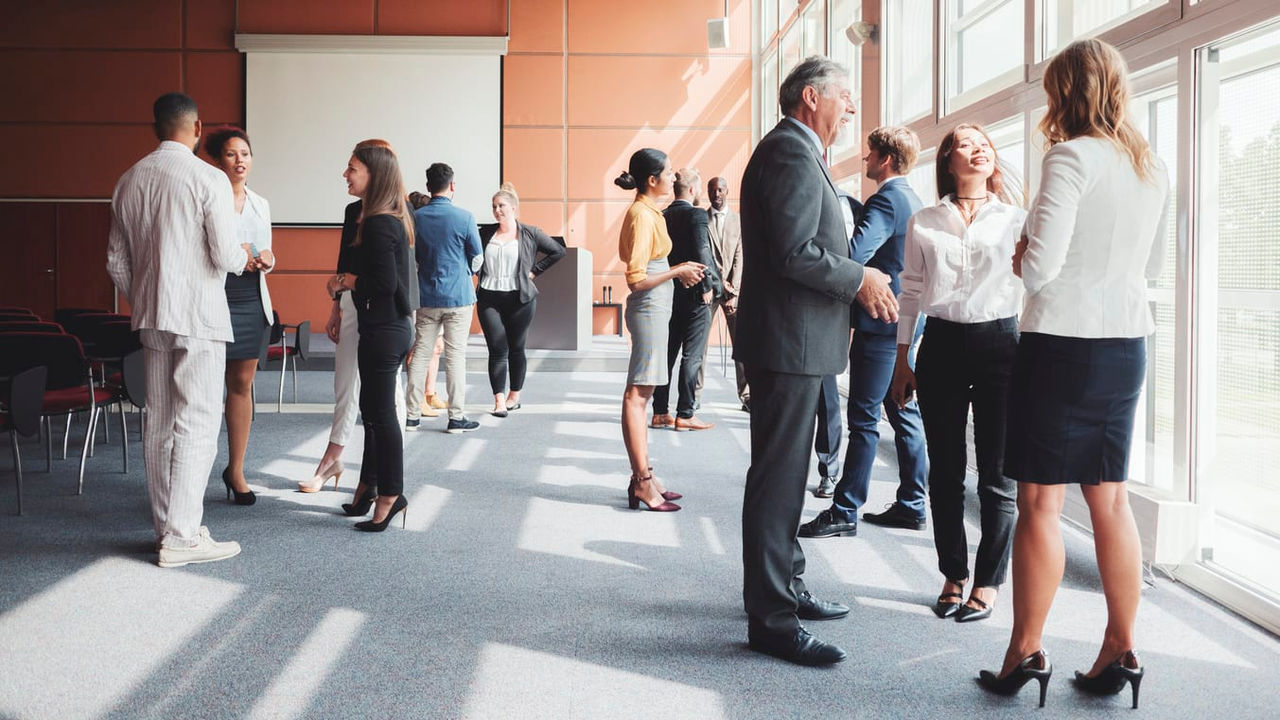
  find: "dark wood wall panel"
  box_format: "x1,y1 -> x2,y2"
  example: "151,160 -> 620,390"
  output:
55,203 -> 114,312
0,203 -> 58,318
376,0 -> 508,35
0,0 -> 183,49
0,50 -> 183,123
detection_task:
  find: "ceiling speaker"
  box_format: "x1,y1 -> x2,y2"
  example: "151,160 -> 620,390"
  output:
707,18 -> 730,50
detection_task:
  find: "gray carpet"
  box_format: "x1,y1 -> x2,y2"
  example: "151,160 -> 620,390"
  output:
0,366 -> 1277,719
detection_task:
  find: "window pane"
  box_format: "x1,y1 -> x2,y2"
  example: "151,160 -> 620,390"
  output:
762,0 -> 779,45
983,115 -> 1027,206
948,0 -> 1024,100
907,150 -> 938,205
801,0 -> 826,58
780,22 -> 802,78
829,0 -> 862,164
886,0 -> 934,124
1199,22 -> 1280,598
762,51 -> 779,131
1042,0 -> 1165,56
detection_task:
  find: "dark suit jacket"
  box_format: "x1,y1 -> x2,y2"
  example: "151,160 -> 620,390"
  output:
477,222 -> 567,304
735,119 -> 865,375
663,199 -> 721,299
849,177 -> 923,335
351,214 -> 412,327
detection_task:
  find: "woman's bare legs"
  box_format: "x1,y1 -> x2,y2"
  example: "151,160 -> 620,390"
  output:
1081,481 -> 1143,676
1000,482 -> 1066,676
223,358 -> 258,493
622,384 -> 667,504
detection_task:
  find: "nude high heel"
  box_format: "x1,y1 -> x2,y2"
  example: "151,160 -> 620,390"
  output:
299,460 -> 344,493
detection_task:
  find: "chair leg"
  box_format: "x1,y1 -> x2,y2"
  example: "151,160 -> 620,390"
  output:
45,416 -> 53,472
63,414 -> 72,460
119,401 -> 129,473
89,407 -> 97,458
102,402 -> 110,444
78,406 -> 98,495
278,354 -> 286,412
10,431 -> 22,516
291,353 -> 298,403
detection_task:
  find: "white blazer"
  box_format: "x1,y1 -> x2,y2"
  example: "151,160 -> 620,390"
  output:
1020,136 -> 1170,338
240,186 -> 275,324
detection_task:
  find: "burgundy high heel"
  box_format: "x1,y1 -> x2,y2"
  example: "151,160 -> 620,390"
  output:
649,466 -> 682,501
628,474 -> 680,512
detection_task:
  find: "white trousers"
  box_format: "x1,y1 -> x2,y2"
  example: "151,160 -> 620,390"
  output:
141,329 -> 224,549
330,292 -> 408,445
405,305 -> 472,421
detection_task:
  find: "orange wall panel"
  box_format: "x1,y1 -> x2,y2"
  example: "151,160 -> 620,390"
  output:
503,128 -> 565,202
185,0 -> 238,50
0,51 -> 182,123
513,201 -> 565,237
566,0 -> 751,55
508,0 -> 564,53
377,0 -> 507,35
566,128 -> 751,201
236,0 -> 376,35
185,51 -> 245,124
270,227 -> 341,272
0,0 -> 182,49
565,200 -> 630,275
265,274 -> 333,328
503,55 -> 564,127
0,124 -> 159,198
566,55 -> 750,129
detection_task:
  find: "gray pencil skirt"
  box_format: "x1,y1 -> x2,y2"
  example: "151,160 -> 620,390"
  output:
624,258 -> 674,386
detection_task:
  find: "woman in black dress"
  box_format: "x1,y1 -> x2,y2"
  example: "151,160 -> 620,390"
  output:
326,143 -> 416,531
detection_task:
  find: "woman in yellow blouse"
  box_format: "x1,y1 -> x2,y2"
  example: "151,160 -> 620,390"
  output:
615,148 -> 706,512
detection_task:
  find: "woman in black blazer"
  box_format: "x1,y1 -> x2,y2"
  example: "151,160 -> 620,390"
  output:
476,183 -> 566,416
326,143 -> 415,531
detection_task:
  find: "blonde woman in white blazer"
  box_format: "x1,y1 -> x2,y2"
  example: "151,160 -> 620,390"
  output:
979,39 -> 1170,709
204,126 -> 276,507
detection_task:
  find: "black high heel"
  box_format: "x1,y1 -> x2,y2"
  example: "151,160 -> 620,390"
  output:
222,468 -> 257,506
354,495 -> 408,532
978,650 -> 1053,708
1073,650 -> 1144,709
342,487 -> 377,516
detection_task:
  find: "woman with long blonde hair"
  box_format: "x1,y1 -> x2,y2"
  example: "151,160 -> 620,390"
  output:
978,38 -> 1169,708
325,143 -> 417,531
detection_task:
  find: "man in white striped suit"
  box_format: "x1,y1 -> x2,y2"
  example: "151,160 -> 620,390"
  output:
107,93 -> 253,568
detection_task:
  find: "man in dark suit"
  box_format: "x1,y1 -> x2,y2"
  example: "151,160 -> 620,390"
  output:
652,168 -> 721,431
736,57 -> 898,666
696,176 -> 748,410
801,126 -> 930,539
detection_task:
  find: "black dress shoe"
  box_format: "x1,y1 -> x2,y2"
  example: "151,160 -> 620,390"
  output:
797,590 -> 850,621
798,509 -> 857,538
813,476 -> 836,498
861,502 -> 927,530
748,626 -> 848,666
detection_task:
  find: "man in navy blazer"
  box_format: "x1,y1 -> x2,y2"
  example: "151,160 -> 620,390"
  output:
801,126 -> 930,538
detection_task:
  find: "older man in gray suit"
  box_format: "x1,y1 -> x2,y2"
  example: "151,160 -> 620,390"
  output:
737,57 -> 898,666
108,93 -> 252,568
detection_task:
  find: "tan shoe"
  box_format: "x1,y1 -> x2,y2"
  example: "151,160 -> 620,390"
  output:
650,413 -> 675,429
426,393 -> 448,410
675,416 -> 715,431
419,399 -> 440,417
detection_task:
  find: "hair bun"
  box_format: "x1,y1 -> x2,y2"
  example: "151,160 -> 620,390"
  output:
613,171 -> 637,191
499,181 -> 517,193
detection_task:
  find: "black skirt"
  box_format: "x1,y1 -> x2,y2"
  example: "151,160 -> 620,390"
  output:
225,271 -> 270,361
1003,332 -> 1146,485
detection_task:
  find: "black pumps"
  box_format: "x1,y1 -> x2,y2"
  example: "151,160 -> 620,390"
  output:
354,495 -> 408,532
978,650 -> 1053,708
342,488 -> 377,516
222,468 -> 256,506
1073,650 -> 1144,709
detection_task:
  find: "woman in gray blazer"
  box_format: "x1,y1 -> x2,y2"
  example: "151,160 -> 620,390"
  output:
476,183 -> 565,416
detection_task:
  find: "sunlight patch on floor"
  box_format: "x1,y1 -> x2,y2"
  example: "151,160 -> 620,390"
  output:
246,608 -> 366,720
516,497 -> 680,569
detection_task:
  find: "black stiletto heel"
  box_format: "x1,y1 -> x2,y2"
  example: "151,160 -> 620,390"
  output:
1073,650 -> 1144,709
222,468 -> 257,506
354,495 -> 408,532
978,650 -> 1053,708
342,487 -> 377,516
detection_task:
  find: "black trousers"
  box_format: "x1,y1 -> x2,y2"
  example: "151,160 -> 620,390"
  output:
653,291 -> 712,418
477,288 -> 537,394
357,317 -> 413,497
742,367 -> 822,635
915,316 -> 1018,587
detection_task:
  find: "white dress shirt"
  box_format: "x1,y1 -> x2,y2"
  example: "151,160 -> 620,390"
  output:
107,141 -> 246,343
898,195 -> 1027,345
1020,136 -> 1170,338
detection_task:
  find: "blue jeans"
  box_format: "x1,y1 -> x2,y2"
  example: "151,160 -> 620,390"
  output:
830,329 -> 928,523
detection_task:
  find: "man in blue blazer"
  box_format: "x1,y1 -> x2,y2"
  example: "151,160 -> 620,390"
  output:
801,126 -> 930,538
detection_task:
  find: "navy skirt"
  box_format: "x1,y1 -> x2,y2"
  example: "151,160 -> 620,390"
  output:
1003,332 -> 1146,485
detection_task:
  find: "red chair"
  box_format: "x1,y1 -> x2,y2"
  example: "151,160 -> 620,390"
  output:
266,315 -> 310,411
0,313 -> 40,323
2,365 -> 47,515
54,307 -> 112,327
0,306 -> 36,315
0,321 -> 63,334
0,333 -> 124,493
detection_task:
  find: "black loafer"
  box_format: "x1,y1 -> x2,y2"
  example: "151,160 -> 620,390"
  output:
862,502 -> 927,530
798,509 -> 857,538
748,626 -> 848,666
813,476 -> 836,498
797,590 -> 850,621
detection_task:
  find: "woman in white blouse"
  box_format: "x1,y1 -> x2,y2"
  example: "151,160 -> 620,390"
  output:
476,183 -> 566,416
891,124 -> 1025,626
204,127 -> 275,506
979,39 -> 1169,709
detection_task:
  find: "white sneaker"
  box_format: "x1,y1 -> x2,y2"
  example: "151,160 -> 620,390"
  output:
154,525 -> 210,552
157,530 -> 241,568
